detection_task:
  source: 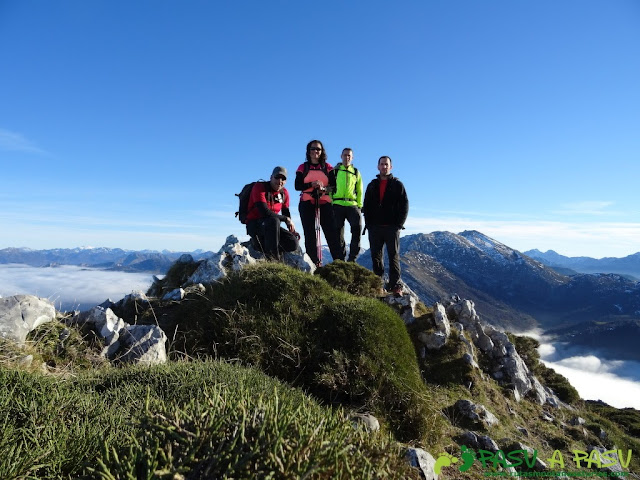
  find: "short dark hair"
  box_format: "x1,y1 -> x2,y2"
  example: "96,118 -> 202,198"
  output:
342,147 -> 353,154
306,139 -> 328,164
378,155 -> 392,166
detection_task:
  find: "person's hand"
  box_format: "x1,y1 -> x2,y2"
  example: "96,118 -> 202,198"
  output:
285,217 -> 296,233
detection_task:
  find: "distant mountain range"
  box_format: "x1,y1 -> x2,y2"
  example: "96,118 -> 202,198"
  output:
4,234 -> 640,361
363,231 -> 640,361
380,231 -> 640,328
0,247 -> 213,273
524,248 -> 640,280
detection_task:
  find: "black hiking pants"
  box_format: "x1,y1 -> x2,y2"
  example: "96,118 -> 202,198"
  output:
247,216 -> 298,261
298,200 -> 342,266
368,225 -> 401,289
333,204 -> 362,261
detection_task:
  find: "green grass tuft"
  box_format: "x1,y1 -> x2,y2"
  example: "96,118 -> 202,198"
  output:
142,262 -> 444,443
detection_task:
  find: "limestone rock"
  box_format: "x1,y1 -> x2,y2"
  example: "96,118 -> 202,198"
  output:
420,331 -> 448,350
457,430 -> 500,452
118,325 -> 167,365
162,288 -> 185,301
71,306 -> 167,365
350,413 -> 380,432
433,303 -> 451,336
588,446 -> 624,474
455,399 -> 499,429
0,295 -> 57,345
405,448 -> 438,480
383,284 -> 421,324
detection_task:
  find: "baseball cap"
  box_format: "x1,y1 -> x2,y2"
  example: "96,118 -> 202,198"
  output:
272,166 -> 287,179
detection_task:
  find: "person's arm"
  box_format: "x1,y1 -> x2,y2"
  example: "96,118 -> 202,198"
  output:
362,181 -> 373,225
356,171 -> 363,208
282,192 -> 295,232
295,164 -> 313,191
327,166 -> 336,194
256,201 -> 286,221
396,181 -> 409,228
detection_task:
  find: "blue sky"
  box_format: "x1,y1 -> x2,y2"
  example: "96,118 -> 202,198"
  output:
1,0 -> 639,258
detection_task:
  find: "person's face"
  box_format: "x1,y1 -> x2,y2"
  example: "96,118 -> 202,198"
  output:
378,157 -> 392,176
308,142 -> 322,163
341,149 -> 353,166
270,174 -> 286,192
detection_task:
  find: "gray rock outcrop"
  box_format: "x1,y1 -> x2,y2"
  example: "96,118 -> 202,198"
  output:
446,298 -> 563,406
382,283 -> 421,324
0,295 -> 56,344
455,399 -> 499,429
71,306 -> 167,365
405,448 -> 438,480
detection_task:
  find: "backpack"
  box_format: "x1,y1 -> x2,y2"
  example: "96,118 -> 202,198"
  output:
335,162 -> 358,177
235,180 -> 267,224
301,161 -> 329,179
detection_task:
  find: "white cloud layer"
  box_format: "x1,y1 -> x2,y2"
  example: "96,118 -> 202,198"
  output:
537,341 -> 640,409
0,264 -> 153,311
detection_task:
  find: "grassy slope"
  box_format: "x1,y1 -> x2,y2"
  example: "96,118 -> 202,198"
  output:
1,261 -> 639,478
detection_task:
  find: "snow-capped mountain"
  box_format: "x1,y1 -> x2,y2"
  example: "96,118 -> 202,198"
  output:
525,249 -> 640,280
0,247 -> 214,273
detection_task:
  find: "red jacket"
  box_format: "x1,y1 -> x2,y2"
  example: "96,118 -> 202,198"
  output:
246,181 -> 291,222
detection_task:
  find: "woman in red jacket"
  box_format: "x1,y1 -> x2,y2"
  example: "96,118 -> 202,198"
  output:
294,140 -> 342,267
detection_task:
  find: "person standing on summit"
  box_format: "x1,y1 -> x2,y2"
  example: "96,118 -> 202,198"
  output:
331,148 -> 363,262
362,155 -> 409,296
295,140 -> 342,267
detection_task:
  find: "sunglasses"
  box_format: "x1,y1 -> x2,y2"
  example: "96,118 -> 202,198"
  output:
309,147 -> 322,152
275,175 -> 286,180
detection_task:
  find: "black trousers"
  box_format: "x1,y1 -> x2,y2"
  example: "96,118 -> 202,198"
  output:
298,200 -> 342,265
247,217 -> 298,261
368,225 -> 401,288
333,204 -> 362,261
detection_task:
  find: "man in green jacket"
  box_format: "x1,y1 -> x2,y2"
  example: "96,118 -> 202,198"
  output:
331,147 -> 363,262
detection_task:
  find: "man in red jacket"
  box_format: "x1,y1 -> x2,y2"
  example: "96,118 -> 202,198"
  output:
246,166 -> 299,261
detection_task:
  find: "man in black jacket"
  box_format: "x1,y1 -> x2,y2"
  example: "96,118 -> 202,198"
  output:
362,156 -> 409,295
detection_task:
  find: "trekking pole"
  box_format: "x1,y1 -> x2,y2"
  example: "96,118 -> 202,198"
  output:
314,190 -> 322,266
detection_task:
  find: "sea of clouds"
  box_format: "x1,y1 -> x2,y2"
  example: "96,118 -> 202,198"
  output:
517,330 -> 640,410
0,264 -> 153,312
538,342 -> 640,410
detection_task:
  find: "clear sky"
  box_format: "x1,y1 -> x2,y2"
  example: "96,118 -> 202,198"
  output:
1,0 -> 639,258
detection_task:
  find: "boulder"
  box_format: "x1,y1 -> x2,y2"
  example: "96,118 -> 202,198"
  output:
587,446 -> 625,474
71,306 -> 167,365
405,448 -> 438,480
433,303 -> 451,336
118,325 -> 167,365
350,413 -> 380,432
455,399 -> 499,429
0,295 -> 56,344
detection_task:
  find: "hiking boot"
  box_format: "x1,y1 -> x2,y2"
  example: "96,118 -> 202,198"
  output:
391,284 -> 404,297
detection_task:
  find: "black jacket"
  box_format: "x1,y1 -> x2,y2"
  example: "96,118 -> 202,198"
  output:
362,174 -> 409,228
